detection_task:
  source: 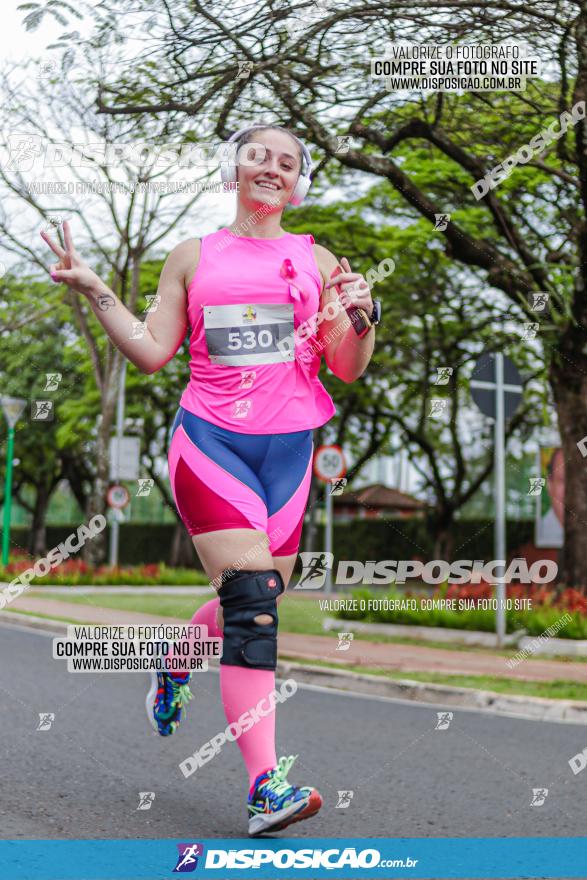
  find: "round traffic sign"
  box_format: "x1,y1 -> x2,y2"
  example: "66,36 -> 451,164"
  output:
471,351 -> 523,421
313,444 -> 347,482
107,484 -> 130,509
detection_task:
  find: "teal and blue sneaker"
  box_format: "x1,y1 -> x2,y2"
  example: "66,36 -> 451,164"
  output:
247,755 -> 323,836
146,670 -> 193,736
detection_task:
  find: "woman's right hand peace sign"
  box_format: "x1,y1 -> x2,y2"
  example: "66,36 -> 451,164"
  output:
41,220 -> 101,298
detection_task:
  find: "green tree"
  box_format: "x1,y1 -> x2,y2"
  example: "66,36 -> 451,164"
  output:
0,273 -> 91,555
288,197 -> 544,559
0,58 -> 211,562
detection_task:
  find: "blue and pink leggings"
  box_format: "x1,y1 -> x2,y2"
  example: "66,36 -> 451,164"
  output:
167,407 -> 314,790
168,406 -> 314,555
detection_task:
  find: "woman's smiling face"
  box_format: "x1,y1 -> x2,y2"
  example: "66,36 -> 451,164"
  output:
236,127 -> 303,210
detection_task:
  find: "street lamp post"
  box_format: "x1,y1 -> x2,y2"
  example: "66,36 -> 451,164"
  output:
109,358 -> 127,567
1,397 -> 27,566
471,351 -> 523,647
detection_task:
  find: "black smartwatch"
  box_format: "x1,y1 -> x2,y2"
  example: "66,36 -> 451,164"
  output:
369,299 -> 382,326
346,298 -> 382,338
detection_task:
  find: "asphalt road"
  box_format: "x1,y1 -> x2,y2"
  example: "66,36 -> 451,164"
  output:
1,621 -> 586,866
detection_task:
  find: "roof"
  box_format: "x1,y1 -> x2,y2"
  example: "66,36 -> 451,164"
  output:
333,483 -> 427,511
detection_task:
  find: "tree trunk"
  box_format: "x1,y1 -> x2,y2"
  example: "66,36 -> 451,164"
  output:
84,351 -> 122,565
169,522 -> 197,568
303,476 -> 320,555
555,1 -> 587,588
60,452 -> 88,517
550,351 -> 587,588
29,483 -> 51,558
431,511 -> 455,562
302,426 -> 325,556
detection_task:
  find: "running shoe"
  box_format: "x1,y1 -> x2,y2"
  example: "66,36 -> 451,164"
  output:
146,670 -> 193,736
247,754 -> 323,836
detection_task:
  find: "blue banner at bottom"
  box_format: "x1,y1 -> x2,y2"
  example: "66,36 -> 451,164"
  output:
1,837 -> 585,879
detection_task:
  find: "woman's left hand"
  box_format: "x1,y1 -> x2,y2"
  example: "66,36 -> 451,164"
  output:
324,256 -> 373,315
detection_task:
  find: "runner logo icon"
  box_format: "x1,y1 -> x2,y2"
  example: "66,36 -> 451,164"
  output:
296,552 -> 334,589
336,790 -> 354,808
530,788 -> 549,807
435,712 -> 453,730
173,843 -> 204,872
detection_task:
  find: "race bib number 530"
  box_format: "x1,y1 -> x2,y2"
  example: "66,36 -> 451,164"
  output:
203,303 -> 295,365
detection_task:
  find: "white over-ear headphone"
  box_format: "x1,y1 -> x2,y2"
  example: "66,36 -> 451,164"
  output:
220,123 -> 313,206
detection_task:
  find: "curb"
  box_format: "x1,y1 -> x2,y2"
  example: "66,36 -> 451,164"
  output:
323,616 -> 524,648
518,633 -> 587,657
1,584 -> 215,595
277,657 -> 587,724
3,610 -> 587,725
0,610 -> 70,634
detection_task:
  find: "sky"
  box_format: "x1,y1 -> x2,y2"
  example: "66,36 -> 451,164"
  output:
1,1 -> 240,249
3,1 -> 66,62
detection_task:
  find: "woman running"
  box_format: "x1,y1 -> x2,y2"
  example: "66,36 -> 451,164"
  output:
41,123 -> 378,835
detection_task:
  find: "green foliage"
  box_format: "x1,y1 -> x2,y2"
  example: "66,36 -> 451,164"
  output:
335,588 -> 587,640
522,609 -> 587,640
0,561 -> 208,587
286,193 -> 543,516
9,517 -> 534,570
0,274 -> 82,500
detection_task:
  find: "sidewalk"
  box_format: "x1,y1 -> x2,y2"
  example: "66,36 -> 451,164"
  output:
6,595 -> 587,684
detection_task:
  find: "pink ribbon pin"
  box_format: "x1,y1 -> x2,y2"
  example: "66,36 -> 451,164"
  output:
280,258 -> 308,302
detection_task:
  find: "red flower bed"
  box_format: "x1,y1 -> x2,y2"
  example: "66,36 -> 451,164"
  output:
554,588 -> 587,614
4,557 -> 91,575
2,556 -> 162,581
443,579 -> 587,614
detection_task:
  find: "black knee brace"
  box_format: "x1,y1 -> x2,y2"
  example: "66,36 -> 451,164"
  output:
218,569 -> 285,669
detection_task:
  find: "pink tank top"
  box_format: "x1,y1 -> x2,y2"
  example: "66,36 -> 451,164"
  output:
179,227 -> 336,433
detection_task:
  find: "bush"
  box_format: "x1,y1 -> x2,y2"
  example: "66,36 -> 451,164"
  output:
334,587 -> 587,639
10,518 -> 535,568
8,524 -> 197,567
0,557 -> 209,586
327,518 -> 534,568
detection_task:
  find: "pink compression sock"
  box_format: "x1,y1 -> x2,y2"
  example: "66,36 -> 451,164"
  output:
165,596 -> 223,673
175,596 -> 278,789
220,664 -> 277,791
190,595 -> 224,639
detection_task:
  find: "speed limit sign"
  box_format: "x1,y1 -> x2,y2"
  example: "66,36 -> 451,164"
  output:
107,484 -> 130,510
313,445 -> 347,482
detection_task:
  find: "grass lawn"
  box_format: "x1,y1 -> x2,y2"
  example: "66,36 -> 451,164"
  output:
8,595 -> 587,702
21,591 -> 587,661
24,590 -> 328,635
285,656 -> 587,702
